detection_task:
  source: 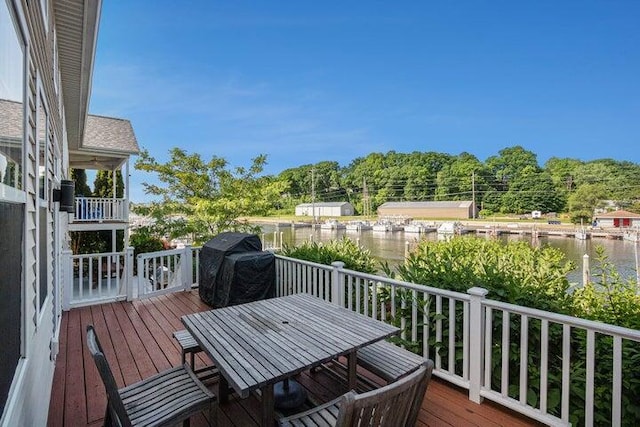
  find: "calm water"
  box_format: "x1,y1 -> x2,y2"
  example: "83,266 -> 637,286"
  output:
259,225 -> 640,285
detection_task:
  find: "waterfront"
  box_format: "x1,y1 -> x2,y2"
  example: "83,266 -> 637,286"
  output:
259,225 -> 640,285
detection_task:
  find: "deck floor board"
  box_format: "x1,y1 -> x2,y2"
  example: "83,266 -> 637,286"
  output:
47,290 -> 541,427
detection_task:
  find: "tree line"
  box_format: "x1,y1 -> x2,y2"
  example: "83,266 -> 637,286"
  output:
275,145 -> 640,222
131,145 -> 640,244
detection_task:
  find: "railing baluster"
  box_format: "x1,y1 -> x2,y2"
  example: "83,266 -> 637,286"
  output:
501,311 -> 510,396
463,300 -> 469,381
612,336 -> 622,425
540,320 -> 549,415
423,291 -> 429,359
561,324 -> 571,423
448,297 -> 455,373
484,307 -> 493,387
519,315 -> 529,405
585,330 -> 595,427
435,295 -> 442,369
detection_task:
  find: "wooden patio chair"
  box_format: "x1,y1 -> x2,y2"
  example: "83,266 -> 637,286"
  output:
86,325 -> 216,427
279,360 -> 434,427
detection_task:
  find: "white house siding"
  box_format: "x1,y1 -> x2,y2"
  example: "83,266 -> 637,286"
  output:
1,1 -> 70,425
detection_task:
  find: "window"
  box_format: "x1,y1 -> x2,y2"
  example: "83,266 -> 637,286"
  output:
0,0 -> 25,415
0,202 -> 23,415
37,93 -> 49,311
0,0 -> 24,191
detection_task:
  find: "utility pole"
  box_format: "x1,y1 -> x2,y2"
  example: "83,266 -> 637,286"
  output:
311,168 -> 316,223
362,177 -> 370,217
471,171 -> 476,219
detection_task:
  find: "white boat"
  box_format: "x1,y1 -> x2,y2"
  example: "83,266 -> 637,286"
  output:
404,222 -> 436,233
623,229 -> 640,242
372,221 -> 402,232
575,228 -> 589,240
437,221 -> 466,235
320,219 -> 345,230
346,221 -> 373,232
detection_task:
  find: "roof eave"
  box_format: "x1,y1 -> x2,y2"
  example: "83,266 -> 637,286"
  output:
54,0 -> 102,150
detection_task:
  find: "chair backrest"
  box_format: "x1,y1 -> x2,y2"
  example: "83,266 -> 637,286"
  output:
336,359 -> 434,427
86,325 -> 132,427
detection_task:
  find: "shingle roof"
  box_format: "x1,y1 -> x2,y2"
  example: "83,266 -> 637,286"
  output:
1,99 -> 138,154
83,114 -> 139,154
0,99 -> 23,141
379,201 -> 474,209
595,210 -> 640,219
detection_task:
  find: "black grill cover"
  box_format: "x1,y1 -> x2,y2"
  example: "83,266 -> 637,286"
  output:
199,232 -> 275,307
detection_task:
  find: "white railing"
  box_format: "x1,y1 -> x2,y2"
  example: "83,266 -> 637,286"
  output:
275,256 -> 333,301
72,197 -> 127,222
62,248 -> 640,426
273,255 -> 640,427
137,246 -> 194,299
62,248 -> 133,309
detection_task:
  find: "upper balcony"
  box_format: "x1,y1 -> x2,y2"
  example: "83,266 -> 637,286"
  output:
69,196 -> 128,227
67,114 -> 139,231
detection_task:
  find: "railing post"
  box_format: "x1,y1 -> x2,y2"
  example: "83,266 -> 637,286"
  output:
137,254 -> 145,299
183,245 -> 193,291
125,247 -> 134,301
62,249 -> 73,310
331,261 -> 345,306
468,287 -> 488,404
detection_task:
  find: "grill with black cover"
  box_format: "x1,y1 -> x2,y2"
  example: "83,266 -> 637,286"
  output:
199,232 -> 275,307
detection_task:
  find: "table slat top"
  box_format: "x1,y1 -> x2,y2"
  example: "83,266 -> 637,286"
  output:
182,293 -> 400,397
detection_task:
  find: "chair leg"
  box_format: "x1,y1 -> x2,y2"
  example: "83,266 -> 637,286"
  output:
191,351 -> 195,368
209,400 -> 218,427
183,418 -> 190,427
103,404 -> 113,427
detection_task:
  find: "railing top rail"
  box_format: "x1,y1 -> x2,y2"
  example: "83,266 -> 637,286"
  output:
339,266 -> 473,301
71,251 -> 125,259
137,247 -> 185,258
484,298 -> 640,341
75,196 -> 126,201
275,254 -> 334,271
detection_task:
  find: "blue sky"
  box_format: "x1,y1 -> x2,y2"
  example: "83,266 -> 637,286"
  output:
89,1 -> 640,202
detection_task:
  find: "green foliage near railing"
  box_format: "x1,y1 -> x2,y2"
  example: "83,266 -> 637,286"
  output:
280,237 -> 377,274
282,235 -> 640,425
397,237 -> 576,312
392,237 -> 640,426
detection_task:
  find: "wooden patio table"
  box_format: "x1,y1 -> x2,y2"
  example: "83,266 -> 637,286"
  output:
182,293 -> 400,426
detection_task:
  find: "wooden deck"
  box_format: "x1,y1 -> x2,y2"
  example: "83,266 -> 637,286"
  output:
47,291 -> 541,427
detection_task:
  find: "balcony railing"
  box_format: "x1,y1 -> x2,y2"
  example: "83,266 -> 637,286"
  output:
61,248 -> 640,426
72,197 -> 127,222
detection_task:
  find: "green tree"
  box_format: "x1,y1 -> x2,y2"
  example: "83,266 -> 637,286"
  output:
135,148 -> 287,244
567,183 -> 608,223
435,152 -> 490,201
71,168 -> 92,197
93,170 -> 124,198
485,146 -> 539,192
501,166 -> 565,214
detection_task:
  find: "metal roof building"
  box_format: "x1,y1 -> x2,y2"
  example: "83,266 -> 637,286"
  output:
295,202 -> 354,217
377,201 -> 476,219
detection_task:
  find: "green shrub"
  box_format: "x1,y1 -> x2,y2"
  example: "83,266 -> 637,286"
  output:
280,236 -> 377,274
396,236 -> 575,312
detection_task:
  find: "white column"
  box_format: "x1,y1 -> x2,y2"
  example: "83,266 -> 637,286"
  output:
183,245 -> 193,291
468,286 -> 488,404
62,249 -> 73,310
583,254 -> 590,286
330,261 -> 345,306
125,246 -> 135,301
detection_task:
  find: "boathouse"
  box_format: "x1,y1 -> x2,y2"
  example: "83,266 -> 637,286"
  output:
377,201 -> 476,219
594,210 -> 640,228
295,201 -> 354,217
